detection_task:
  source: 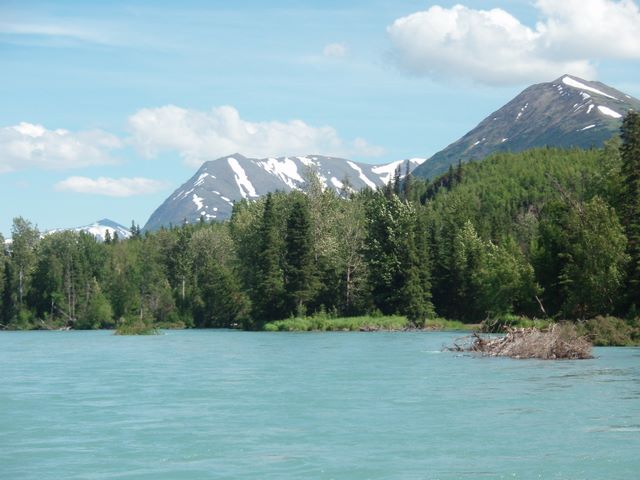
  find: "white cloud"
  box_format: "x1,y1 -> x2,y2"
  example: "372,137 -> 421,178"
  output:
323,42 -> 347,58
387,0 -> 640,85
55,176 -> 167,197
128,105 -> 384,167
0,122 -> 121,173
535,0 -> 640,59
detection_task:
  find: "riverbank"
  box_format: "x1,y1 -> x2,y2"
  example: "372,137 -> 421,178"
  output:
480,314 -> 640,347
262,315 -> 478,332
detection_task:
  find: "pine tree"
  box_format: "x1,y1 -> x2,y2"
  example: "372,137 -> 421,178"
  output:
392,165 -> 402,196
403,160 -> 413,202
194,257 -> 249,328
283,194 -> 316,316
455,160 -> 463,185
252,193 -> 286,325
171,226 -> 192,304
401,222 -> 433,326
130,221 -> 141,239
620,111 -> 640,309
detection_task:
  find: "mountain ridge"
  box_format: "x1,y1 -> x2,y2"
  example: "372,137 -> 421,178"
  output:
47,219 -> 131,242
413,74 -> 640,179
143,155 -> 425,231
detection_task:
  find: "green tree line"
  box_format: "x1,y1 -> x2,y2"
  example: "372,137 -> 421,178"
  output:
1,112 -> 639,330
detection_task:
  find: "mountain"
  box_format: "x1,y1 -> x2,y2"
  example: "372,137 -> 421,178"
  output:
413,74 -> 640,179
48,219 -> 131,242
144,154 -> 425,231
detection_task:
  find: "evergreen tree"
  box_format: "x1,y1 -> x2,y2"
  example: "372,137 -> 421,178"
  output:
455,160 -> 463,185
403,160 -> 413,202
620,111 -> 640,309
130,221 -> 141,239
252,193 -> 286,325
193,257 -> 249,328
392,165 -> 402,197
170,226 -> 192,304
283,193 -> 316,316
401,220 -> 433,326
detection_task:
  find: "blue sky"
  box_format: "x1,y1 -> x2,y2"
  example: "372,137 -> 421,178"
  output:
2,0 -> 640,236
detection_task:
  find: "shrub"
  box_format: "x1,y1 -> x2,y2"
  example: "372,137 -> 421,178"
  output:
114,316 -> 159,335
577,316 -> 640,346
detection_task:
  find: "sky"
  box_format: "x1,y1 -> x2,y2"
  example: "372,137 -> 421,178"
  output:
2,0 -> 640,236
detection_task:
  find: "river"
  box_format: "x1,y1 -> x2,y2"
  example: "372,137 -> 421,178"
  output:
1,330 -> 639,479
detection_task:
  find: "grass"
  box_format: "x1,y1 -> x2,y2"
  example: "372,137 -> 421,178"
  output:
262,315 -> 479,332
263,315 -> 407,332
114,317 -> 159,335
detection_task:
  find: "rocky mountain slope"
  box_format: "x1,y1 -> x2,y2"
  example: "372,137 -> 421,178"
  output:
413,75 -> 640,179
144,155 -> 424,231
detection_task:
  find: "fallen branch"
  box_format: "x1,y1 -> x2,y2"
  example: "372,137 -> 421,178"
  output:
448,323 -> 592,359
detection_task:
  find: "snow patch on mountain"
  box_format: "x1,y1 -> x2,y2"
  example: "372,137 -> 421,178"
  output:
561,76 -> 617,100
297,156 -> 317,167
597,105 -> 622,119
192,194 -> 204,210
194,172 -> 214,186
330,177 -> 344,189
257,157 -> 304,188
46,219 -> 131,242
228,157 -> 258,198
347,161 -> 377,189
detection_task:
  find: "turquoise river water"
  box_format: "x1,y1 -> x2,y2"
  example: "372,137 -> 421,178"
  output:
1,330 -> 639,479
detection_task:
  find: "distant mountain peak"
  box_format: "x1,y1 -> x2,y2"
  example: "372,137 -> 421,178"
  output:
413,75 -> 640,179
144,155 -> 426,231
47,219 -> 131,242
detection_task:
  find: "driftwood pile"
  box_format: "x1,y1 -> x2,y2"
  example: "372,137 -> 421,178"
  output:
450,324 -> 592,359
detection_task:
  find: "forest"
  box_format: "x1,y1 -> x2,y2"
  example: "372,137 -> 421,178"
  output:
1,112 -> 639,336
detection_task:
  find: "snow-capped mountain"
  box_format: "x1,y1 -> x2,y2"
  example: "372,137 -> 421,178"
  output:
413,74 -> 640,179
144,155 -> 425,231
47,219 -> 131,242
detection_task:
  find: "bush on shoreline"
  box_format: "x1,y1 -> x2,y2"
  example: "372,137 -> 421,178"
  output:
262,314 -> 477,332
480,314 -> 640,346
114,316 -> 159,336
576,316 -> 640,346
